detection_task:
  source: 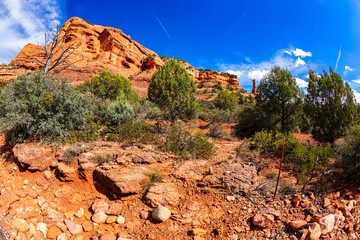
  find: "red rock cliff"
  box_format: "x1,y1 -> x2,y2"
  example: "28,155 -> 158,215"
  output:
6,17 -> 243,97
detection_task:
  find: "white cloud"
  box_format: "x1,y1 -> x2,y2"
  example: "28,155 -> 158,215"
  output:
353,79 -> 360,84
285,48 -> 312,58
219,47 -> 314,90
295,57 -> 305,67
345,66 -> 354,71
248,69 -> 269,80
227,70 -> 243,77
0,0 -> 61,64
353,90 -> 360,103
296,78 -> 308,88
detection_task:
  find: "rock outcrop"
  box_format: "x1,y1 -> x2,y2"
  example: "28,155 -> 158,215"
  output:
2,17 -> 243,96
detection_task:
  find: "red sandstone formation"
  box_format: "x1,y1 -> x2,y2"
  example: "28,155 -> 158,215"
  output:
3,17 -> 243,96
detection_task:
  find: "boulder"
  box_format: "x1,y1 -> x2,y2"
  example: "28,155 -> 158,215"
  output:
13,143 -> 54,171
106,202 -> 123,215
56,162 -> 77,181
78,152 -> 98,181
143,182 -> 181,207
152,205 -> 171,222
252,214 -> 274,229
94,166 -> 149,195
201,163 -> 258,192
132,153 -> 156,164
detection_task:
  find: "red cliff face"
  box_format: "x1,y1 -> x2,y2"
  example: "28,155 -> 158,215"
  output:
5,17 -> 243,97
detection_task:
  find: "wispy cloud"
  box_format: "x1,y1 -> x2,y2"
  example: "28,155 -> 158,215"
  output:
0,0 -> 61,64
295,78 -> 308,88
225,6 -> 251,38
285,48 -> 312,58
335,44 -> 342,72
153,13 -> 171,40
345,65 -> 353,71
219,47 -> 313,90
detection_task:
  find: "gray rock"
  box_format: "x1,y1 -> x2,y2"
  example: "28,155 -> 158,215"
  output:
152,205 -> 171,222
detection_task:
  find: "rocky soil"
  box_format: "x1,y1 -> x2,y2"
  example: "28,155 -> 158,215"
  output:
0,133 -> 359,240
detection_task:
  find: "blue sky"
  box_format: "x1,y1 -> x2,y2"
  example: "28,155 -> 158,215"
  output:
1,0 -> 360,98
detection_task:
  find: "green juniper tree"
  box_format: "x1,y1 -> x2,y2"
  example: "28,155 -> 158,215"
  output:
256,66 -> 303,133
305,67 -> 357,143
148,59 -> 198,122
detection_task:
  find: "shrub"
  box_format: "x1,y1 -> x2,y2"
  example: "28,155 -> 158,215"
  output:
148,59 -> 198,122
63,144 -> 86,165
105,96 -> 134,129
0,72 -> 91,144
133,98 -> 164,120
247,130 -> 334,184
94,153 -> 117,164
63,116 -> 101,144
209,123 -> 228,139
161,121 -> 215,159
338,124 -> 360,183
108,119 -> 156,145
77,70 -> 138,101
213,90 -> 238,110
235,103 -> 271,137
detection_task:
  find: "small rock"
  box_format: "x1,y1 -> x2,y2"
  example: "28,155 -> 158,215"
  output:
226,196 -> 236,201
12,218 -> 29,232
23,179 -> 28,185
106,203 -> 123,215
57,162 -> 77,181
100,234 -> 116,240
57,232 -> 70,240
290,220 -> 307,230
319,214 -> 335,234
92,211 -> 108,223
191,228 -> 207,236
106,215 -> 117,224
252,214 -> 274,229
116,216 -> 125,224
37,222 -> 47,237
75,208 -> 84,218
308,222 -> 321,240
292,195 -> 301,207
44,170 -> 52,180
152,205 -> 171,222
48,209 -> 65,222
91,199 -> 109,213
82,221 -> 93,232
37,196 -> 46,207
64,219 -> 82,235
47,225 -> 62,239
324,198 -> 331,208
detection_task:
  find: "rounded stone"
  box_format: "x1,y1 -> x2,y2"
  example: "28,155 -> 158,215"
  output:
151,205 -> 171,222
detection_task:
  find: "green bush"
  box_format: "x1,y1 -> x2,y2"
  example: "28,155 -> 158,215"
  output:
148,59 -> 198,122
161,121 -> 215,159
63,116 -> 101,144
0,72 -> 91,144
77,70 -> 138,101
213,90 -> 238,110
105,96 -> 134,129
338,124 -> 360,183
209,123 -> 229,139
108,119 -> 156,145
248,130 -> 334,184
133,98 -> 164,120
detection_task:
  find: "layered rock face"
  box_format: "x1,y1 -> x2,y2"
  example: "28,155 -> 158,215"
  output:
4,17 -> 242,96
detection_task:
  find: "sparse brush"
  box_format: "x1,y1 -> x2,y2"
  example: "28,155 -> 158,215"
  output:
145,170 -> 163,189
63,145 -> 86,165
94,153 -> 117,164
209,123 -> 228,139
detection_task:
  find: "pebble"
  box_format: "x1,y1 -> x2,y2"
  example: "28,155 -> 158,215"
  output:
152,205 -> 171,222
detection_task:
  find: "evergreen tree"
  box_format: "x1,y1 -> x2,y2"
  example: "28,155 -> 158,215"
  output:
213,90 -> 238,110
148,59 -> 198,122
305,68 -> 357,143
256,66 -> 303,133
